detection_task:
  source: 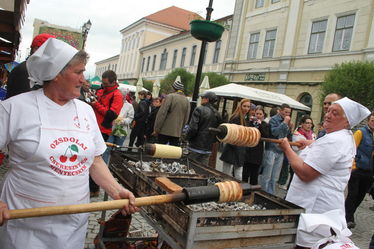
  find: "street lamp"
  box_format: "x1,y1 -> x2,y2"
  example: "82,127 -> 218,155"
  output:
81,19 -> 92,50
190,0 -> 215,113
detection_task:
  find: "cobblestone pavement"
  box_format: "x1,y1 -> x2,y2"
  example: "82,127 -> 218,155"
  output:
1,157 -> 373,249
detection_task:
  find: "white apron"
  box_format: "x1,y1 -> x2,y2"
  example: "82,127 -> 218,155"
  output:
0,93 -> 96,249
286,175 -> 345,214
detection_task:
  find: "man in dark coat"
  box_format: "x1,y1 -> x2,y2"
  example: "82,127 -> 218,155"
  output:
154,80 -> 190,146
129,90 -> 149,148
185,92 -> 222,166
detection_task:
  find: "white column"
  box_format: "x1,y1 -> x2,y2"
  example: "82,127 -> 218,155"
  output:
282,0 -> 302,57
367,13 -> 374,49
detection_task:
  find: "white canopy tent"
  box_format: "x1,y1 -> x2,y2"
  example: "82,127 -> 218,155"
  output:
208,83 -> 311,111
117,84 -> 147,94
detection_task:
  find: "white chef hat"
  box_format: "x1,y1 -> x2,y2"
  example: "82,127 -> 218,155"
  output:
334,97 -> 371,128
26,38 -> 78,88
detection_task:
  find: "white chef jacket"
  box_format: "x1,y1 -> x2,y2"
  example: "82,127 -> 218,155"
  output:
0,89 -> 106,249
286,129 -> 355,214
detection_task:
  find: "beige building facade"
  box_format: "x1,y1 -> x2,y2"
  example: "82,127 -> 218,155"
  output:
138,16 -> 232,81
115,6 -> 201,84
225,0 -> 374,123
95,0 -> 374,122
95,54 -> 119,78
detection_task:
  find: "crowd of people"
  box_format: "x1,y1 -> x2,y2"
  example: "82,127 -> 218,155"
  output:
0,35 -> 373,249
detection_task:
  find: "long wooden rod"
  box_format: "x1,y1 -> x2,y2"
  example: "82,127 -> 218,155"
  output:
9,192 -> 186,220
209,127 -> 302,147
261,137 -> 301,147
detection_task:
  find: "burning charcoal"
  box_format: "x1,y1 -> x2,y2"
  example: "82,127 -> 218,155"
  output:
127,160 -> 136,167
141,162 -> 152,172
126,159 -> 196,174
170,166 -> 178,174
188,201 -> 265,212
188,169 -> 196,174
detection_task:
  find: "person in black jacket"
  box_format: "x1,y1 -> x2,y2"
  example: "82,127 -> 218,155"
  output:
145,97 -> 161,143
128,90 -> 149,148
220,98 -> 251,180
185,92 -> 222,167
242,105 -> 270,185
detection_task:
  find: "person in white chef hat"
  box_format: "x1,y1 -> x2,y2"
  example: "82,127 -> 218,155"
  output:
0,38 -> 138,249
278,97 -> 370,248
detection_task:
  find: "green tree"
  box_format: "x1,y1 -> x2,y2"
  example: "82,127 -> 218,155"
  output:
322,61 -> 374,110
142,79 -> 153,92
184,72 -> 229,97
160,68 -> 194,95
199,72 -> 229,89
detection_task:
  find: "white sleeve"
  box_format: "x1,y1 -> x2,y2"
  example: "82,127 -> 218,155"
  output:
123,104 -> 134,126
303,139 -> 340,175
292,134 -> 302,152
0,103 -> 10,150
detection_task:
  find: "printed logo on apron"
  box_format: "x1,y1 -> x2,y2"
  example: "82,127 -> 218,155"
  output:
74,115 -> 91,130
49,137 -> 90,176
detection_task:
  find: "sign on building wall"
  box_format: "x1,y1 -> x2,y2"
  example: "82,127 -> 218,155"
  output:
39,26 -> 83,49
245,73 -> 265,81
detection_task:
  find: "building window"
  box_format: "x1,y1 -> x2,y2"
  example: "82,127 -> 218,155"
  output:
271,0 -> 280,3
152,55 -> 156,71
263,29 -> 277,58
146,56 -> 150,71
180,47 -> 186,67
247,32 -> 260,59
333,14 -> 355,51
141,58 -> 145,72
190,45 -> 197,66
159,49 -> 168,70
172,49 -> 178,68
255,0 -> 264,8
213,40 -> 221,63
308,20 -> 327,54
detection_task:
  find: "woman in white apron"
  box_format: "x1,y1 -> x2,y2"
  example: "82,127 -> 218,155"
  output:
278,97 -> 370,248
0,38 -> 137,249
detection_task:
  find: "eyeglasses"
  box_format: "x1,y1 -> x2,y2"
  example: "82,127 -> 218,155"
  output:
323,101 -> 332,105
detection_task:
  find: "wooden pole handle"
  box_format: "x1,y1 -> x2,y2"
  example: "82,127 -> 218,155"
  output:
9,192 -> 186,220
209,127 -> 302,147
261,137 -> 301,147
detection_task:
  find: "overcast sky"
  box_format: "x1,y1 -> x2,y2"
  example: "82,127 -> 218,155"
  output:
18,0 -> 236,78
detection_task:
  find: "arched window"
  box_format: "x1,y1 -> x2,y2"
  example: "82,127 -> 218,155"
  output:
299,92 -> 313,108
296,92 -> 313,126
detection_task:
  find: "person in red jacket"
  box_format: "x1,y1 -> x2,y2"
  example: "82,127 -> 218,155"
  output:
90,70 -> 123,197
91,70 -> 124,141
